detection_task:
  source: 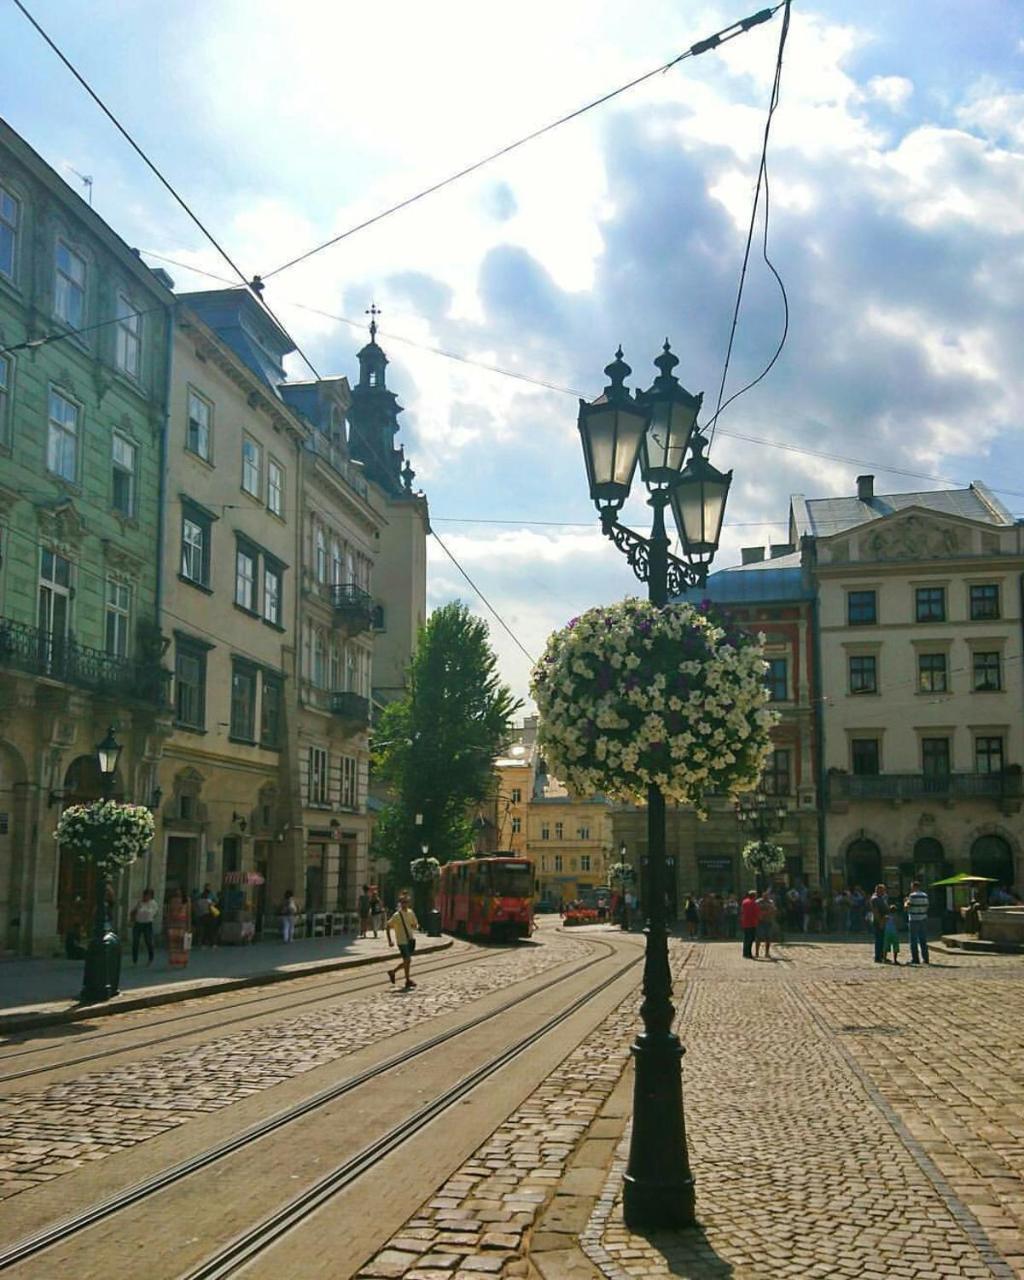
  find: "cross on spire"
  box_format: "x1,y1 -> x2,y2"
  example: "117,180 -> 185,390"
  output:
366,302 -> 381,342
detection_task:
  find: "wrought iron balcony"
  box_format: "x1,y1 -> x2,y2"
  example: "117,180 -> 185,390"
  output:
329,583 -> 374,636
329,690 -> 370,725
0,617 -> 171,706
829,770 -> 1022,809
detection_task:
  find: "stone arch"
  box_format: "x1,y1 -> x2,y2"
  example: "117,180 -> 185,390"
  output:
961,823 -> 1020,881
839,829 -> 887,891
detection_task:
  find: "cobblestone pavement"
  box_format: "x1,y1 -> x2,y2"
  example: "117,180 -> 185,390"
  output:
588,939 -> 1024,1280
353,944 -> 695,1280
0,932 -> 592,1201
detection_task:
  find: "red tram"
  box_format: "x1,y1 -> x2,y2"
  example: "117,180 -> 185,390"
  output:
437,855 -> 534,942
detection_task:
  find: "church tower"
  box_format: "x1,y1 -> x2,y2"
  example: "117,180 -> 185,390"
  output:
348,305 -> 405,496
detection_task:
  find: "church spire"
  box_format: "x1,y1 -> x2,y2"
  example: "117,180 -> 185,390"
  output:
348,302 -> 404,494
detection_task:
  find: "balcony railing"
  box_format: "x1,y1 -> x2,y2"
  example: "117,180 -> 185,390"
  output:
329,691 -> 370,725
0,617 -> 171,706
829,771 -> 1022,804
329,583 -> 374,636
304,433 -> 369,499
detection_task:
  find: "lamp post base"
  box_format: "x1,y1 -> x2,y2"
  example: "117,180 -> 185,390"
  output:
79,931 -> 122,1004
622,1031 -> 696,1230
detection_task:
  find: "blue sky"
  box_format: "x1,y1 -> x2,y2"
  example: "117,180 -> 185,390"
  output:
3,0 -> 1023,705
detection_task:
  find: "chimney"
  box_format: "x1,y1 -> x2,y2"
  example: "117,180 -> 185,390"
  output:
741,546 -> 766,565
770,543 -> 795,559
857,475 -> 874,502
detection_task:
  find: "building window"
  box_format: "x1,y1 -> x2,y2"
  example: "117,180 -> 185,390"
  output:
47,389 -> 79,481
511,816 -> 521,835
308,746 -> 329,806
847,590 -> 877,625
767,657 -> 788,701
104,579 -> 131,657
554,854 -> 563,872
763,748 -> 791,794
112,434 -> 137,517
917,652 -> 947,693
915,586 -> 945,622
0,186 -> 18,280
554,822 -> 564,839
38,550 -> 71,672
541,824 -> 550,840
341,755 -> 357,808
180,505 -> 211,587
969,584 -> 1000,620
186,390 -> 212,460
922,737 -> 950,778
235,542 -> 257,611
973,651 -> 1001,692
175,639 -> 207,729
0,353 -> 10,447
851,738 -> 880,776
581,855 -> 591,872
54,240 -> 86,328
312,628 -> 327,688
267,457 -> 284,517
263,559 -> 283,626
242,437 -> 262,497
315,528 -> 328,583
115,293 -> 141,376
260,674 -> 283,748
510,787 -> 522,804
577,825 -> 590,839
230,662 -> 257,741
849,654 -> 877,694
975,736 -> 1004,775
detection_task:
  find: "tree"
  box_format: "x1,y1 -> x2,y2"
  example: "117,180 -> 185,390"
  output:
373,602 -> 521,888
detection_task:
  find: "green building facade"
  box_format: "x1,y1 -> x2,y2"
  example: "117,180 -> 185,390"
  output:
0,119 -> 174,954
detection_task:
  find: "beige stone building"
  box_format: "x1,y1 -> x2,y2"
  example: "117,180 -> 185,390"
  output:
796,476 -> 1024,896
529,769 -> 614,906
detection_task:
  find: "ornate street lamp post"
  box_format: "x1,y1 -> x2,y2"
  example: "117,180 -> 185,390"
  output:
80,725 -> 123,1004
577,344 -> 732,1229
735,792 -> 788,890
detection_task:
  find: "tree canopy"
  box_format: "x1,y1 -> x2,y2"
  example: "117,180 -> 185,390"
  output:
372,602 -> 521,885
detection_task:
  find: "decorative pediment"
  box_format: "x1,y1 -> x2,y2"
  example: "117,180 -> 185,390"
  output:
36,498 -> 87,546
860,514 -> 965,562
102,539 -> 144,577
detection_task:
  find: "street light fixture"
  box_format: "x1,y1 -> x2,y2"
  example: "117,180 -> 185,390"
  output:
80,726 -> 123,1004
577,344 -> 731,1230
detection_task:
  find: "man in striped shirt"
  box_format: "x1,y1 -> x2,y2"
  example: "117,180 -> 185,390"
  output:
904,880 -> 931,965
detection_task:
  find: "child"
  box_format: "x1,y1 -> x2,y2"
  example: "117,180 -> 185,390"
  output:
883,902 -> 901,965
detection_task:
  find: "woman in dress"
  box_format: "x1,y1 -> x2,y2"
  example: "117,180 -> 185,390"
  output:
165,890 -> 191,968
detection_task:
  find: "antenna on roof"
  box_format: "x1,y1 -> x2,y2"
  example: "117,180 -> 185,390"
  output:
65,165 -> 94,206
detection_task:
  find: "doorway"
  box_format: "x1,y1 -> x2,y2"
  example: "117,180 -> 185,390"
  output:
165,836 -> 197,900
970,835 -> 1013,887
846,837 -> 882,891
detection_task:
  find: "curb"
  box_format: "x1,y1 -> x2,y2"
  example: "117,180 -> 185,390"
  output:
0,937 -> 455,1035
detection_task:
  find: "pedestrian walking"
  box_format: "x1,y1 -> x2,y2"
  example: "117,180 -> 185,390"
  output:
724,893 -> 739,940
280,889 -> 298,943
849,886 -> 865,933
904,880 -> 931,965
386,891 -> 420,990
739,888 -> 759,959
130,887 -> 158,965
683,895 -> 699,939
883,902 -> 901,964
358,884 -> 372,939
369,887 -> 384,939
755,890 -> 777,960
869,883 -> 889,963
165,890 -> 191,968
194,888 -> 219,948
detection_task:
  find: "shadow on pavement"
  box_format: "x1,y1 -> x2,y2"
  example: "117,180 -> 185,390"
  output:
640,1224 -> 736,1277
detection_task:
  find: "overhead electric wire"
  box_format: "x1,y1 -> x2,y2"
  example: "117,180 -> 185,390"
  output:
429,529 -> 537,665
707,0 -> 792,446
260,4 -> 785,281
0,301 -> 169,357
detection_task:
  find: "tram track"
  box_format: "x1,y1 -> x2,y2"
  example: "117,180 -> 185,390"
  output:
0,934 -> 630,1272
0,944 -> 490,1085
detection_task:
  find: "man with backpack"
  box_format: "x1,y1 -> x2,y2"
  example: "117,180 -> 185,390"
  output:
386,891 -> 420,990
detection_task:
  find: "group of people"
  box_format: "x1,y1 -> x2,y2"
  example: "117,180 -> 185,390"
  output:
132,884 -> 222,967
681,883 -> 829,940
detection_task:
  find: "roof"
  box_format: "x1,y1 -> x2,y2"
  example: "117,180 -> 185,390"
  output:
791,482 -> 1014,541
676,554 -> 813,606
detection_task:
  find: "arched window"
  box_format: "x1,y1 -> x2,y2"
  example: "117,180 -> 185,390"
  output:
970,835 -> 1014,887
846,838 -> 881,891
331,539 -> 343,586
315,527 -> 327,583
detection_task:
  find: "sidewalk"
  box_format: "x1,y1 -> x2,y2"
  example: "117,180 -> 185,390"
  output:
0,930 -> 451,1033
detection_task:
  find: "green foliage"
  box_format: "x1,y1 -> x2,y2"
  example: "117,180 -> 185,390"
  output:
372,602 -> 521,883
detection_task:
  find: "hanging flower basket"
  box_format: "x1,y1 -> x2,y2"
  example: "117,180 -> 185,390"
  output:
531,599 -> 777,815
54,800 -> 154,873
608,862 -> 635,884
409,856 -> 441,884
741,839 -> 786,876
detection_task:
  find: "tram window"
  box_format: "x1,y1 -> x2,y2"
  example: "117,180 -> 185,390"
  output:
491,863 -> 532,897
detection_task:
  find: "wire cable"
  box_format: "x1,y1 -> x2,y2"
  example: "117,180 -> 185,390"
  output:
0,301 -> 169,357
708,0 -> 792,446
429,530 -> 537,665
261,5 -> 784,281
